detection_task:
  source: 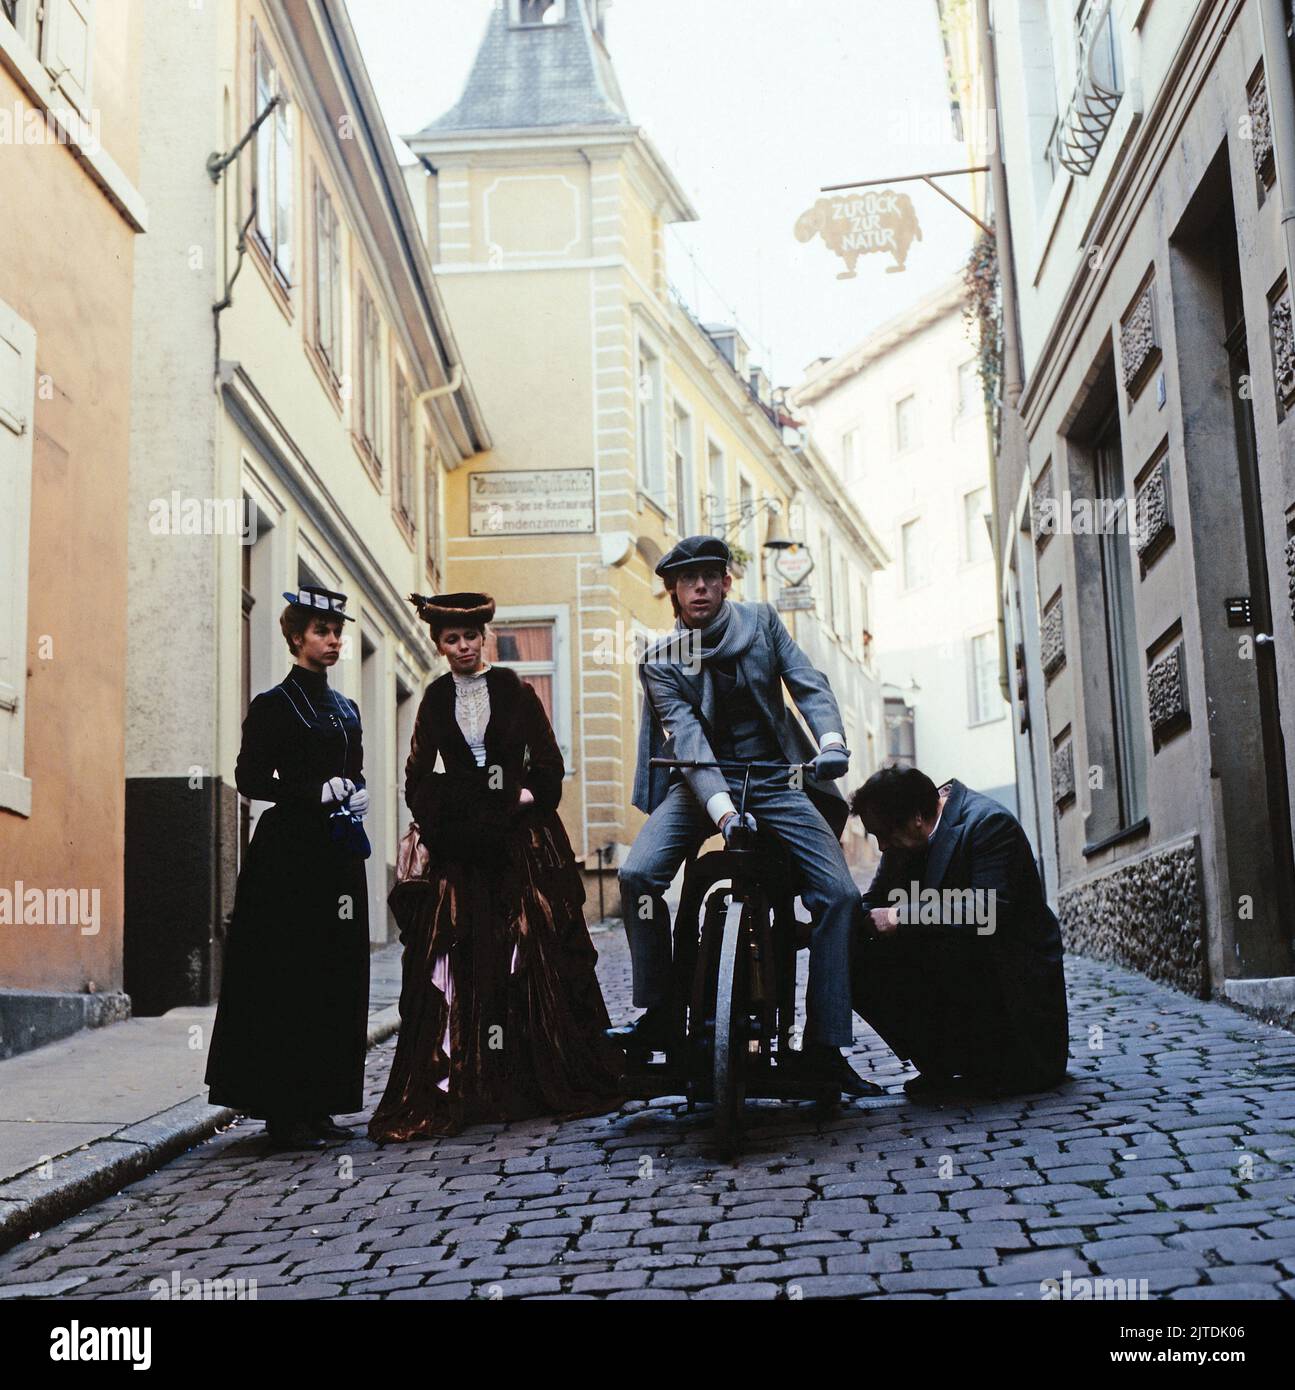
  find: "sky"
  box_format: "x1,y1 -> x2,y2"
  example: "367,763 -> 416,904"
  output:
346,0 -> 980,387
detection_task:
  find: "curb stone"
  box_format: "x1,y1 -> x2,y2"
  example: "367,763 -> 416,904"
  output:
0,1002 -> 401,1255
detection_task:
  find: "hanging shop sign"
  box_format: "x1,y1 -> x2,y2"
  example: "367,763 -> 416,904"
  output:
793,189 -> 922,277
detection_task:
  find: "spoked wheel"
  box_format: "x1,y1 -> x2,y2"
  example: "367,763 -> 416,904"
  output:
712,895 -> 751,1160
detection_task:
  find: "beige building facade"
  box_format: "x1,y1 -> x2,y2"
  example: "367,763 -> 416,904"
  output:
406,0 -> 886,892
124,0 -> 488,1013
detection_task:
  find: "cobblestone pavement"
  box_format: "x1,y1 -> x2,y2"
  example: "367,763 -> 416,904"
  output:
1,929 -> 1293,1301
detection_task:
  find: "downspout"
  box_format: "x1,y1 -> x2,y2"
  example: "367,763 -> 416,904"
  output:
976,0 -> 1026,705
1259,0 -> 1295,289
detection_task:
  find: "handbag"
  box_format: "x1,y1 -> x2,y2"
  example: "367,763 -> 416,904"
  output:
388,821 -> 432,941
395,821 -> 430,883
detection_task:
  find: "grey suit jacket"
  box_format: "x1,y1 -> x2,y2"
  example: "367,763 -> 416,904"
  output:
631,600 -> 849,835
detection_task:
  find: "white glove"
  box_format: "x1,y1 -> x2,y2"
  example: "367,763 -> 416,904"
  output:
321,776 -> 356,806
346,786 -> 370,818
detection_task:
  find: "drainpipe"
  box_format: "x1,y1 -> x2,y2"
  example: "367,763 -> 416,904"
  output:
1259,0 -> 1295,289
976,0 -> 1025,705
415,363 -> 463,407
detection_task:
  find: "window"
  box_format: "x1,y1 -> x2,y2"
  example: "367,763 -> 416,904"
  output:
958,360 -> 980,417
841,427 -> 860,483
858,576 -> 872,660
901,517 -> 927,589
821,531 -> 835,630
884,696 -> 915,768
6,1 -> 94,118
739,476 -> 758,599
312,173 -> 343,383
356,286 -> 383,470
895,393 -> 918,451
512,0 -> 565,24
636,338 -> 664,500
969,630 -> 1000,724
1092,409 -> 1146,828
394,373 -> 415,530
486,623 -> 556,722
672,401 -> 694,534
707,439 -> 727,535
0,297 -> 35,815
963,486 -> 990,563
252,24 -> 293,286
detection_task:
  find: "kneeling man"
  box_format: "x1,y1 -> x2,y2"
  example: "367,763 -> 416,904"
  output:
851,766 -> 1069,1098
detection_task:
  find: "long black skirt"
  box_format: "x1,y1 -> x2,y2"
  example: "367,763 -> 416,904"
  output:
205,803 -> 370,1119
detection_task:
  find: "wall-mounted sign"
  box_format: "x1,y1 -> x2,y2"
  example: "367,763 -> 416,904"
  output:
794,189 -> 922,277
776,586 -> 816,613
469,468 -> 595,536
774,544 -> 814,586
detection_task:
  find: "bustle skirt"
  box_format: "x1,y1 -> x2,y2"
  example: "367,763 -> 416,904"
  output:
368,811 -> 624,1141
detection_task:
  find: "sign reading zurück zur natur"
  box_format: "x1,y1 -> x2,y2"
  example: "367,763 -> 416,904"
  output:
469,468 -> 596,536
794,189 -> 922,277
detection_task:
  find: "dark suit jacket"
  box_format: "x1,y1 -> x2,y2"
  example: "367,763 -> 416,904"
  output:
856,779 -> 1068,1085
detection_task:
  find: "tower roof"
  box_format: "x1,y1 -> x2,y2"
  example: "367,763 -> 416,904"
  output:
418,0 -> 630,135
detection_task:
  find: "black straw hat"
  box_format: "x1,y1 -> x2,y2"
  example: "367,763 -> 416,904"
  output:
281,585 -> 355,622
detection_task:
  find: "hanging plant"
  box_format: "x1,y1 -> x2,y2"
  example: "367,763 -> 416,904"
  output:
963,230 -> 1003,440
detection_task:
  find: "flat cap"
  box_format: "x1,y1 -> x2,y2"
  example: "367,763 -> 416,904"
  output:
655,534 -> 732,578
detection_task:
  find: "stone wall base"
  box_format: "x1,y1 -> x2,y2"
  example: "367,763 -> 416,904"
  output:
0,989 -> 132,1062
1058,837 -> 1204,996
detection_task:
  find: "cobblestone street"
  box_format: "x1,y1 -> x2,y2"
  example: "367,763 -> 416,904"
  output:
1,930 -> 1293,1302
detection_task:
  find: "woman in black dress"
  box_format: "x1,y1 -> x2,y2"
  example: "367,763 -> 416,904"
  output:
205,585 -> 371,1150
369,591 -> 623,1140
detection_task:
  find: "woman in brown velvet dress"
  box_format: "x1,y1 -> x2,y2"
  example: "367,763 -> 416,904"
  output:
369,592 -> 623,1141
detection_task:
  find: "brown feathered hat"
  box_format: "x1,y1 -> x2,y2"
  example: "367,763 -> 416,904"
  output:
408,591 -> 496,634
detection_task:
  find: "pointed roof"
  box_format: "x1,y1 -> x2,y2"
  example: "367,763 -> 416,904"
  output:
418,0 -> 630,134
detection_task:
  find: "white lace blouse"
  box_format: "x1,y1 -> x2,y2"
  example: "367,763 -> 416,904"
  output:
452,663 -> 492,767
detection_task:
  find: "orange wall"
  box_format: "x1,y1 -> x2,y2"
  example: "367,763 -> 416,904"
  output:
0,49 -> 140,993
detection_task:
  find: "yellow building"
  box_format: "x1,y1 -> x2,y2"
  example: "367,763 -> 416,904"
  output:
407,0 -> 885,894
0,0 -> 147,1053
123,0 -> 488,1012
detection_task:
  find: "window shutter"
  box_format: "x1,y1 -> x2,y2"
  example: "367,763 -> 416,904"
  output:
40,0 -> 95,119
0,298 -> 36,815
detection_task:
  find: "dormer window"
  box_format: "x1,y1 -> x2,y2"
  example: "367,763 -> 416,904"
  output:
511,0 -> 566,26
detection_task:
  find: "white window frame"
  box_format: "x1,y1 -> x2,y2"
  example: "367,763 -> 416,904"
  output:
841,426 -> 860,484
251,22 -> 294,289
0,297 -> 35,815
900,514 -> 928,591
635,335 -> 665,505
705,432 -> 728,537
957,359 -> 980,418
489,604 -> 573,766
967,625 -> 1003,726
312,169 -> 343,383
5,0 -> 95,118
894,391 -> 919,453
737,470 -> 759,600
962,484 -> 991,565
671,397 -> 695,536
